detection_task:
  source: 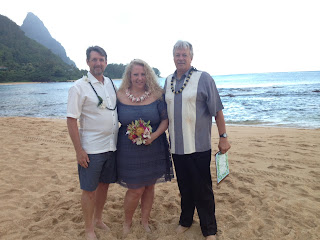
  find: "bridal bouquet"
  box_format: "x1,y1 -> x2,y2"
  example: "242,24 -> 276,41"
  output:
126,119 -> 152,145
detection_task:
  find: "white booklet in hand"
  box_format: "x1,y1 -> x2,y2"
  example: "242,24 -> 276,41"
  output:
215,152 -> 229,184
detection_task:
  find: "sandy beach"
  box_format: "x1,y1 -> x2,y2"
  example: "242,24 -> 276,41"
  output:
0,117 -> 319,240
0,82 -> 43,85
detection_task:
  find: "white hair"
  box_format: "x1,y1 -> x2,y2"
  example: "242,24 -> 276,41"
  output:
173,40 -> 193,58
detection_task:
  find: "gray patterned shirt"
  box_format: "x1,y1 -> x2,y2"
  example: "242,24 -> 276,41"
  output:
164,67 -> 223,155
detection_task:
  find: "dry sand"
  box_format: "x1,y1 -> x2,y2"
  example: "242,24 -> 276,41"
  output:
0,117 -> 319,240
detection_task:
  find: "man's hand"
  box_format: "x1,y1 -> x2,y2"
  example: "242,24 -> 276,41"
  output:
76,148 -> 90,168
67,117 -> 90,168
218,138 -> 231,154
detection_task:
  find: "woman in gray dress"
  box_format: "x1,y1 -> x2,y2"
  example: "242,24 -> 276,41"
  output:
116,59 -> 173,236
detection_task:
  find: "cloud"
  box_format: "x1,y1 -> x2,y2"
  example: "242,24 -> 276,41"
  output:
1,0 -> 319,76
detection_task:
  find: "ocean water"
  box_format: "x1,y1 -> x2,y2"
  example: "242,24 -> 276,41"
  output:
213,71 -> 320,129
0,71 -> 319,129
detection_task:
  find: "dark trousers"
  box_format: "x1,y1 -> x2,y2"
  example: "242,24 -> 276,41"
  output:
173,150 -> 217,237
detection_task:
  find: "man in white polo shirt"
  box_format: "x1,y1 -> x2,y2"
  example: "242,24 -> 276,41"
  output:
67,46 -> 118,240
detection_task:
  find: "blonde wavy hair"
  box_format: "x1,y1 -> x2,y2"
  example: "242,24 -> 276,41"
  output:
119,59 -> 163,99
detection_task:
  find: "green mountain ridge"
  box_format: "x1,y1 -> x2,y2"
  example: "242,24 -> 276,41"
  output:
0,14 -> 162,82
21,12 -> 76,67
0,14 -> 84,83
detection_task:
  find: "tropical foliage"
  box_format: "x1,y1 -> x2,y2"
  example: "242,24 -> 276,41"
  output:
104,63 -> 126,79
104,64 -> 161,79
0,14 -> 161,83
0,15 -> 85,82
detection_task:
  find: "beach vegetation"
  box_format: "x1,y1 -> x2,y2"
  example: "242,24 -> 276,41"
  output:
104,64 -> 161,79
0,14 -> 84,83
0,14 -> 162,82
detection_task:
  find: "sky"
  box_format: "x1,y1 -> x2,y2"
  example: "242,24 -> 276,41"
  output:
1,0 -> 320,77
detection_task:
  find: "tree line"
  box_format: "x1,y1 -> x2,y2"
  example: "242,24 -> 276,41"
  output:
104,63 -> 161,79
0,14 -> 161,83
0,15 -> 83,82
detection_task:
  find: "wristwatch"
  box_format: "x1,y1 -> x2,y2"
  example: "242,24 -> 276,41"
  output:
219,133 -> 228,138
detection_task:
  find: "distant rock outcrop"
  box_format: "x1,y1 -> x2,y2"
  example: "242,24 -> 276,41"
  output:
20,12 -> 76,67
0,14 -> 82,82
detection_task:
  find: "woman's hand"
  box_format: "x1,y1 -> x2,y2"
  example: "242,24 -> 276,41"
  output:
144,119 -> 168,146
145,134 -> 155,145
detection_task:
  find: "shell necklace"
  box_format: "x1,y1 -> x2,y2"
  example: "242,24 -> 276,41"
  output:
171,67 -> 196,94
126,88 -> 150,103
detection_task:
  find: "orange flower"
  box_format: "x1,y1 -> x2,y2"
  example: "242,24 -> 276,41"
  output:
136,127 -> 145,136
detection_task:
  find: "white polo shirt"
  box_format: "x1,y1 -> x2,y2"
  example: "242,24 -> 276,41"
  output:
67,72 -> 118,154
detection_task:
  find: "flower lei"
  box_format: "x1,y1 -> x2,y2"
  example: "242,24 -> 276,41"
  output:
171,67 -> 197,94
126,119 -> 153,145
82,75 -> 117,110
125,89 -> 150,103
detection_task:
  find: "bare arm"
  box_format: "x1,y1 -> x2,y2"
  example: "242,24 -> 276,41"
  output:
145,119 -> 169,145
215,110 -> 231,154
67,117 -> 90,168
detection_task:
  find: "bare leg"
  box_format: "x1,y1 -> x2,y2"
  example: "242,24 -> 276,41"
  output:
81,190 -> 98,240
94,183 -> 110,231
140,185 -> 155,232
123,187 -> 145,236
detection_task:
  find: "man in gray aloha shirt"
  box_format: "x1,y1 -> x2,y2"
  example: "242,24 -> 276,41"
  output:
164,40 -> 231,240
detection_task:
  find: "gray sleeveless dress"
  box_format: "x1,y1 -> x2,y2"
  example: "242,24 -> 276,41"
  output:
116,99 -> 174,189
